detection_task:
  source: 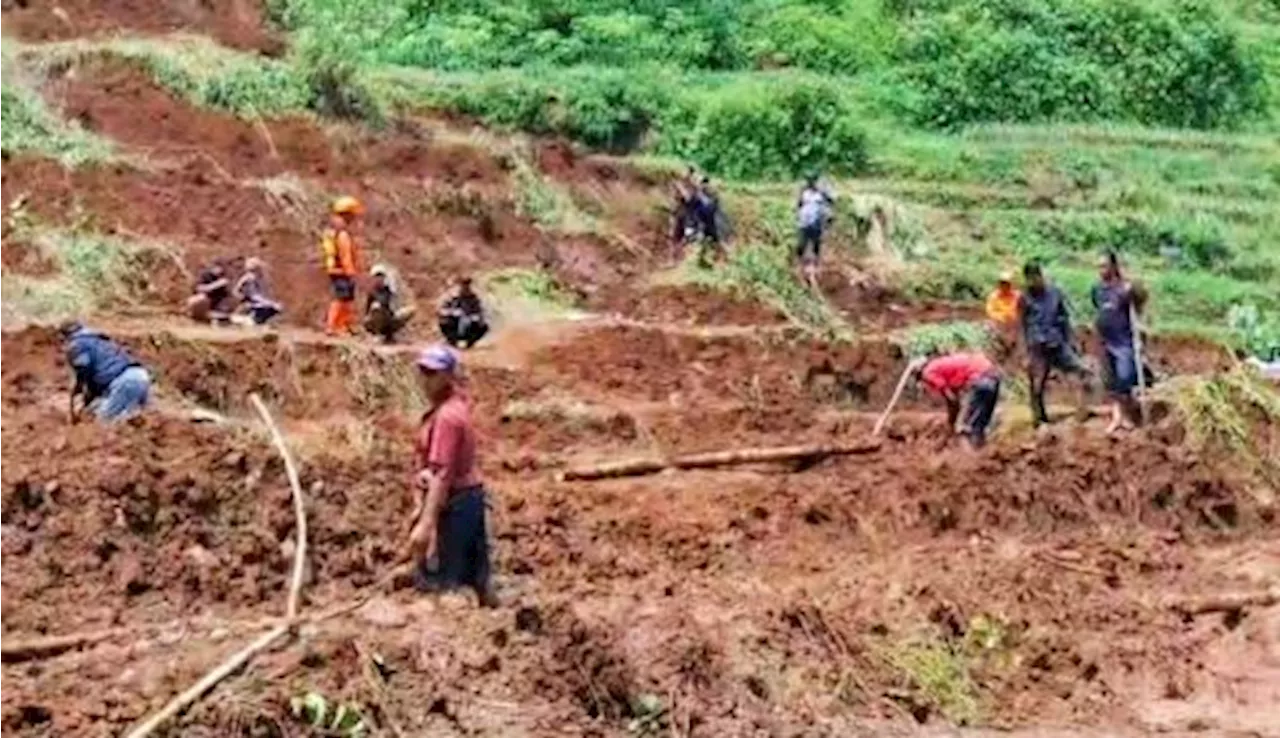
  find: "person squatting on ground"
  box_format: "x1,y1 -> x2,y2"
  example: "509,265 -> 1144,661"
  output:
321,196 -> 364,336
364,264 -> 416,344
407,345 -> 499,608
186,262 -> 233,324
234,257 -> 282,326
1018,261 -> 1094,426
985,270 -> 1021,360
61,322 -> 152,423
913,351 -> 1002,449
795,173 -> 835,289
1092,251 -> 1148,434
437,276 -> 489,349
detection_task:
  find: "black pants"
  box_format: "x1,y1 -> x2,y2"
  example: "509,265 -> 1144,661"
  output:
1028,342 -> 1089,425
797,224 -> 823,264
964,375 -> 1000,447
414,487 -> 492,597
440,314 -> 489,348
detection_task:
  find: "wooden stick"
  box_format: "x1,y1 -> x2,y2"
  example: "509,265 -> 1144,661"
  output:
559,440 -> 881,481
122,395 -> 311,738
1130,303 -> 1146,424
873,361 -> 918,437
1169,588 -> 1279,616
123,623 -> 290,738
1,626 -> 133,664
250,393 -> 308,620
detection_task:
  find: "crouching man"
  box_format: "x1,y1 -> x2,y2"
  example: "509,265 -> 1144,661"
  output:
913,351 -> 1001,449
437,276 -> 489,349
61,321 -> 151,423
364,264 -> 416,343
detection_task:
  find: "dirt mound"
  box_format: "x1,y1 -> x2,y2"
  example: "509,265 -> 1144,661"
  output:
595,284 -> 787,326
0,238 -> 59,277
43,55 -> 506,184
2,0 -> 284,54
538,325 -> 905,409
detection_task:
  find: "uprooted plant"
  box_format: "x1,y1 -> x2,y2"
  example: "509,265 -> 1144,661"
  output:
1156,365 -> 1280,486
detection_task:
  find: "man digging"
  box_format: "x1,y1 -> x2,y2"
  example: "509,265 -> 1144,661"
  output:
913,351 -> 1002,449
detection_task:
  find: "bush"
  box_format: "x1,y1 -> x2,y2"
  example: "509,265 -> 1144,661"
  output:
659,77 -> 870,179
898,0 -> 1268,129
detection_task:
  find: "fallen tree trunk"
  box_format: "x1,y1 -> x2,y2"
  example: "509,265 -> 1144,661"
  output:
560,440 -> 882,481
1169,588 -> 1279,616
1,627 -> 133,664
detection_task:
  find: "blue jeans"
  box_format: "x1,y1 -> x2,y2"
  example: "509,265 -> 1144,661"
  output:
415,487 -> 492,596
963,374 -> 1000,447
96,366 -> 150,421
1102,343 -> 1137,396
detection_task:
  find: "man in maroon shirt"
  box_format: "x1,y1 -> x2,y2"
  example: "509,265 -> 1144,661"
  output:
407,344 -> 497,607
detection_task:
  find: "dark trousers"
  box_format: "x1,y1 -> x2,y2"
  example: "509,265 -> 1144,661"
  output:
1028,342 -> 1089,425
796,224 -> 823,264
964,375 -> 1000,447
415,487 -> 491,596
440,314 -> 489,348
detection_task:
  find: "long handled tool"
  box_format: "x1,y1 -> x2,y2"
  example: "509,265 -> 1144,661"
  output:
1130,303 -> 1146,424
873,359 -> 921,437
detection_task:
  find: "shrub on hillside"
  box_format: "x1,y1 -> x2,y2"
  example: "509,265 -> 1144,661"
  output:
898,0 -> 1268,129
660,78 -> 870,179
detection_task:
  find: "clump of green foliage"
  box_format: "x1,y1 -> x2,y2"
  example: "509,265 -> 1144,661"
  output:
891,321 -> 991,358
484,267 -> 581,313
1227,303 -> 1280,360
1156,365 -> 1280,485
1,50 -> 113,164
897,0 -> 1269,129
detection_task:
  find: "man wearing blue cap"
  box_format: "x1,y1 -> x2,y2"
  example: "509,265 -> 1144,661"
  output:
61,322 -> 151,423
407,344 -> 498,607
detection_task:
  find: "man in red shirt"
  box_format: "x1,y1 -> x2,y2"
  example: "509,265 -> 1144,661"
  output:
913,351 -> 1002,448
407,344 -> 497,607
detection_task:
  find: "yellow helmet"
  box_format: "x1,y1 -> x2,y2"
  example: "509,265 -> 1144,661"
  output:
332,196 -> 364,216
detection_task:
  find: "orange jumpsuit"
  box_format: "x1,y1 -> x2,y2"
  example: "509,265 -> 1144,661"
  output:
322,227 -> 361,334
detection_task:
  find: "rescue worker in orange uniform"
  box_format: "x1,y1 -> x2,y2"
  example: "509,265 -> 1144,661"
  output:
322,196 -> 364,335
985,270 -> 1021,359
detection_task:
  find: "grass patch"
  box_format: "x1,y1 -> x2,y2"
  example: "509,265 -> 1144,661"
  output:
512,157 -> 597,234
890,321 -> 991,359
678,243 -> 851,339
1155,365 -> 1280,486
338,345 -> 424,417
1,48 -> 113,165
886,637 -> 980,725
482,267 -> 583,320
500,391 -> 633,434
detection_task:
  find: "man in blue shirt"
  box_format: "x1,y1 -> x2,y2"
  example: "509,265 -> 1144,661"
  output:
795,173 -> 835,289
1018,262 -> 1094,426
61,322 -> 151,422
1091,252 -> 1146,433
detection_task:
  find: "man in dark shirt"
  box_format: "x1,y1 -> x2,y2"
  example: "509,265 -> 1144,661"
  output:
437,276 -> 489,349
186,263 -> 232,324
1018,261 -> 1094,425
62,322 -> 151,422
1092,252 -> 1146,432
363,264 -> 415,343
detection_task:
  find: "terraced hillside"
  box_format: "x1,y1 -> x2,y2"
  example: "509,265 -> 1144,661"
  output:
3,2 -> 1279,737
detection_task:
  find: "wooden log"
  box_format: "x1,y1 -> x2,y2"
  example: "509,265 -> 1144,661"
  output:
560,440 -> 881,481
873,361 -> 920,437
1,627 -> 132,664
250,393 -> 308,620
1169,588 -> 1279,616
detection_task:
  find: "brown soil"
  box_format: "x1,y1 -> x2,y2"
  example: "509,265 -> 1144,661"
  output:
0,238 -> 59,277
3,24 -> 1276,738
1,0 -> 285,55
44,54 -> 506,184
593,284 -> 787,326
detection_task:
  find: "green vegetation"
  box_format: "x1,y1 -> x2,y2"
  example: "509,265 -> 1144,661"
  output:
1227,303 -> 1280,359
483,267 -> 583,318
513,157 -> 597,233
1156,366 -> 1280,486
1,48 -> 113,164
887,637 -> 980,724
892,321 -> 991,358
